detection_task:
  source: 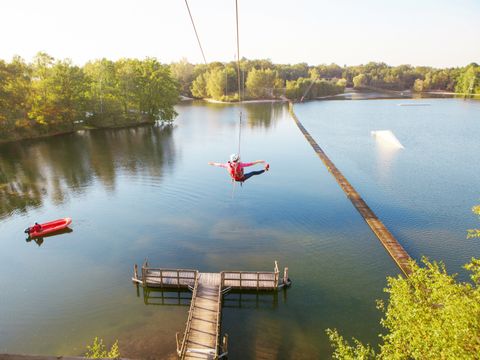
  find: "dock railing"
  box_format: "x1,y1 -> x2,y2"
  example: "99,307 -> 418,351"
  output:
136,261 -> 196,288
221,262 -> 281,290
176,270 -> 199,358
214,283 -> 227,359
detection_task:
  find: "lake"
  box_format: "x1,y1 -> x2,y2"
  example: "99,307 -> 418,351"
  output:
0,98 -> 478,359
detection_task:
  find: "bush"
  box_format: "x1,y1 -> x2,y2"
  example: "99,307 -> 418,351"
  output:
85,337 -> 120,359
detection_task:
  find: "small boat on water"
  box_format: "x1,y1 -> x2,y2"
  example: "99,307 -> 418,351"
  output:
25,217 -> 72,238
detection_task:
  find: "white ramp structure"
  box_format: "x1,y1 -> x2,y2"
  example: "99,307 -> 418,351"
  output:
371,130 -> 404,149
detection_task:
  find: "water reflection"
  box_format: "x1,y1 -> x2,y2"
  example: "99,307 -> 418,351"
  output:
178,100 -> 286,131
243,102 -> 286,129
373,139 -> 402,181
0,124 -> 175,219
139,287 -> 192,306
223,290 -> 280,309
137,286 -> 281,309
25,228 -> 74,247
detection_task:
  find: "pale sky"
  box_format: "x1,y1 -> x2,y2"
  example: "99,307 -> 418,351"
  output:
1,0 -> 479,67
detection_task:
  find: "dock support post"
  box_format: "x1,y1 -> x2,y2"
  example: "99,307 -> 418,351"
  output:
283,267 -> 289,286
176,332 -> 181,356
142,259 -> 148,287
274,261 -> 279,288
220,333 -> 228,358
133,264 -> 138,281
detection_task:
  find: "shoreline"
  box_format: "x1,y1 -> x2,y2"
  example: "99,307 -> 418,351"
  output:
202,98 -> 288,104
3,92 -> 477,145
0,120 -> 164,146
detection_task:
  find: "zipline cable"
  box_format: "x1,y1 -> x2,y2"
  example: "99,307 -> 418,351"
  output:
235,0 -> 241,103
300,75 -> 318,102
184,0 -> 208,65
235,0 -> 243,156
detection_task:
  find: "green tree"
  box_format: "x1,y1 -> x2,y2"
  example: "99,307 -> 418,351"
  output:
336,78 -> 347,88
49,59 -> 87,130
191,73 -> 208,98
0,56 -> 31,137
115,58 -> 140,118
28,52 -> 55,128
455,64 -> 480,95
136,58 -> 178,121
170,58 -> 195,96
413,78 -> 424,92
84,58 -> 121,126
467,205 -> 480,239
285,78 -> 304,100
205,67 -> 226,100
328,257 -> 480,359
353,73 -> 368,88
245,68 -> 277,98
28,54 -> 86,132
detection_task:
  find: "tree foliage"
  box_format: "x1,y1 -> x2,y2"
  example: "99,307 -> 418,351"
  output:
2,54 -> 478,142
191,72 -> 208,98
182,59 -> 479,101
353,74 -> 368,89
246,68 -> 277,98
85,337 -> 120,359
286,77 -> 344,100
327,329 -> 376,360
467,205 -> 480,239
170,58 -> 195,96
328,257 -> 480,359
455,64 -> 480,95
0,53 -> 179,141
206,67 -> 226,100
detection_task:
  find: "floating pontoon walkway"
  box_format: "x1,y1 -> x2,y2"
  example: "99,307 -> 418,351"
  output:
132,261 -> 290,359
289,103 -> 413,276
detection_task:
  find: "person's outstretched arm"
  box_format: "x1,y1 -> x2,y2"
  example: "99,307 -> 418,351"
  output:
241,160 -> 266,167
208,162 -> 227,168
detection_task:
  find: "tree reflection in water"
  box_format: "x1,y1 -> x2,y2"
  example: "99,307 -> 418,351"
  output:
244,102 -> 286,129
0,123 -> 176,219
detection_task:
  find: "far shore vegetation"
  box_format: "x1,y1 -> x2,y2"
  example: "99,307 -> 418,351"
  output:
1,53 -> 479,143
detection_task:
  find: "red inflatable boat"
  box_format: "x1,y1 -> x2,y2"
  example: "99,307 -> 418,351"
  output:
25,217 -> 72,238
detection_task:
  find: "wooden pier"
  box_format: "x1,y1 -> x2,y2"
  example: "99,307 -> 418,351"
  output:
289,103 -> 413,276
132,261 -> 290,359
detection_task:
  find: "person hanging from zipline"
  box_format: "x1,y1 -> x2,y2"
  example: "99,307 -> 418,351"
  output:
208,153 -> 269,182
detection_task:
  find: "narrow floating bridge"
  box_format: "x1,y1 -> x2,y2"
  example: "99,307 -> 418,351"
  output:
289,103 -> 413,276
132,261 -> 290,359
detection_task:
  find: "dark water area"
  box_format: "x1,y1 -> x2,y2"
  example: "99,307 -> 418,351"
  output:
0,99 -> 478,359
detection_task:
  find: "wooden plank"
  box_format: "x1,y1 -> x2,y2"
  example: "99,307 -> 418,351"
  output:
181,279 -> 221,359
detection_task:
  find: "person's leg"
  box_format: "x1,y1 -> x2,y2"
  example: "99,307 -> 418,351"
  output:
241,170 -> 265,182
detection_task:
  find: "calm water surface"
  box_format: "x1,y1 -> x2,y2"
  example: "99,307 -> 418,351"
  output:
0,99 -> 478,359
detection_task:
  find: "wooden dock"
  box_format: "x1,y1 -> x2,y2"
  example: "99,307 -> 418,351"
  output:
289,103 -> 413,276
132,261 -> 290,359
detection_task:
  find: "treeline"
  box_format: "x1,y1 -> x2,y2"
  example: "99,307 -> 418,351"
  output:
169,59 -> 480,100
169,59 -> 346,102
2,54 -> 479,142
0,53 -> 179,141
